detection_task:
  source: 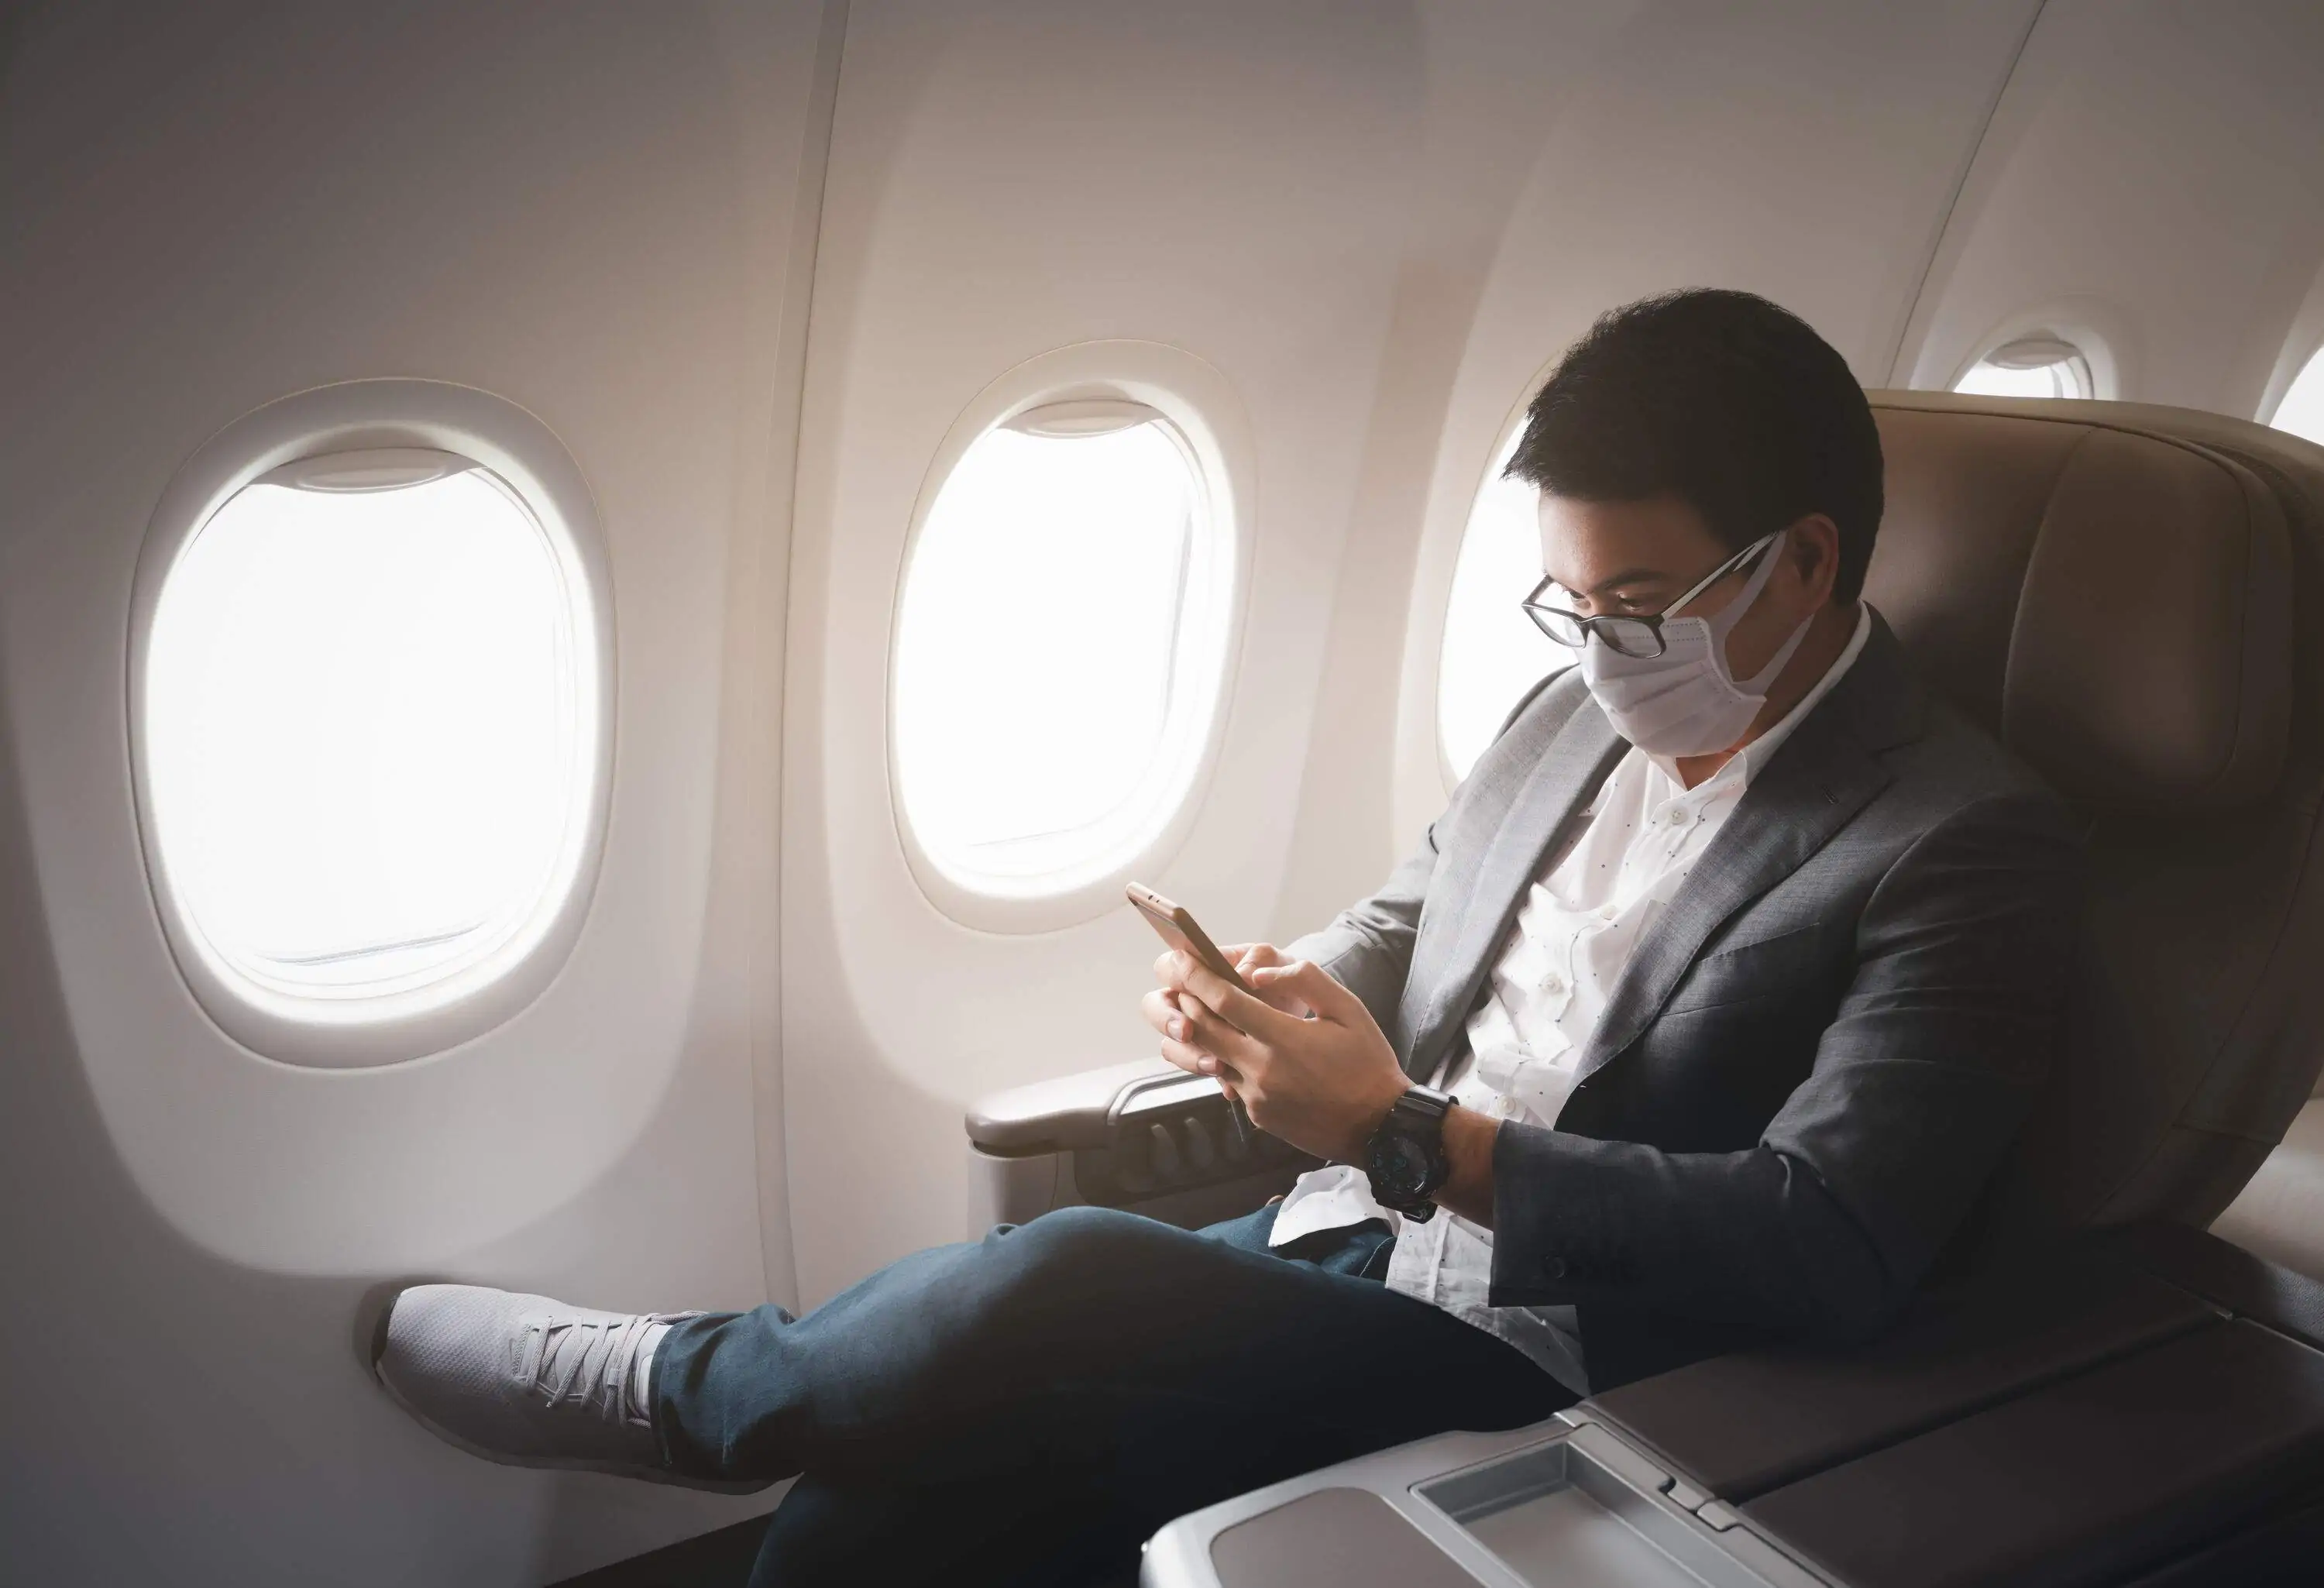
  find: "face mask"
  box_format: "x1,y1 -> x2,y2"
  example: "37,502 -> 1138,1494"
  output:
1576,531 -> 1812,758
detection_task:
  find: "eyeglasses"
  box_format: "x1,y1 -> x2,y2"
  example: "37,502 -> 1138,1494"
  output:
1520,530 -> 1783,659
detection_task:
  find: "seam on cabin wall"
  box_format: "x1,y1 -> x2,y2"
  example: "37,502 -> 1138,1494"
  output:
755,0 -> 850,1314
1882,0 -> 2051,388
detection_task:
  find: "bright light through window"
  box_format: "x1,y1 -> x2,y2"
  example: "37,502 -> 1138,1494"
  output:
2271,346 -> 2324,445
144,457 -> 594,1004
1954,336 -> 2093,400
1439,424 -> 1564,781
893,409 -> 1229,894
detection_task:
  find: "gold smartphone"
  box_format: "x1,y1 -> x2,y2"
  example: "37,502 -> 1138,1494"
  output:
1127,882 -> 1262,1140
1126,882 -> 1253,993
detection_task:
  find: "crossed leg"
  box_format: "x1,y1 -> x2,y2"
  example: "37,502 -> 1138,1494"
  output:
648,1206 -> 1573,1586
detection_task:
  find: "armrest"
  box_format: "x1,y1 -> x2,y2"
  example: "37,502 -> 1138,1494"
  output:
963,1060 -> 1319,1234
966,1057 -> 1179,1156
1144,1227 -> 2324,1588
1583,1239 -> 2220,1500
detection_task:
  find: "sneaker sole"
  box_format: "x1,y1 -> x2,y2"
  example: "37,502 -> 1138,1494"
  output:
364,1283 -> 772,1497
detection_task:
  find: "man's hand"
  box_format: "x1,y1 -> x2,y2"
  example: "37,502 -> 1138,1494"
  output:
1139,946 -> 1409,1163
1136,944 -> 1284,1109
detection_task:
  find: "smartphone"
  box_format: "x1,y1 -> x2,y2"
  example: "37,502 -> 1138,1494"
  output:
1126,882 -> 1263,1143
1126,882 -> 1252,993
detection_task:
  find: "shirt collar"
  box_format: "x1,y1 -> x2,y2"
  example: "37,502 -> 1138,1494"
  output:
1646,603 -> 1874,792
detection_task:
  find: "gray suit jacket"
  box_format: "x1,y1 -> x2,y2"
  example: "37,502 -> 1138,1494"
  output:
1287,612 -> 2082,1390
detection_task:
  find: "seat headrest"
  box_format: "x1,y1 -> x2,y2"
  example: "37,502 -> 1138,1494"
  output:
1864,394 -> 2295,813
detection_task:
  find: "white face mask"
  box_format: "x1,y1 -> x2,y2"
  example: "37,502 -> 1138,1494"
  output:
1576,529 -> 1812,758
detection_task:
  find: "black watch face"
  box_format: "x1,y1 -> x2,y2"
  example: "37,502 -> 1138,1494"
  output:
1373,1133 -> 1430,1195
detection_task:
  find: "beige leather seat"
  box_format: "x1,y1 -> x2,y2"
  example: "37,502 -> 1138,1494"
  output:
1864,393 -> 2324,1263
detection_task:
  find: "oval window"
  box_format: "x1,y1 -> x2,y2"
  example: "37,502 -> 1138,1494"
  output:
893,402 -> 1232,898
1439,423 -> 1564,781
143,450 -> 600,1012
1954,335 -> 2093,400
2269,345 -> 2324,445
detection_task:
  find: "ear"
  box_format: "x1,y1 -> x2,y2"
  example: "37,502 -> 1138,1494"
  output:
1786,513 -> 1842,607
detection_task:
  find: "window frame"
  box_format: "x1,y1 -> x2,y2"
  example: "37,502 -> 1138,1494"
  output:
1951,333 -> 2097,401
885,342 -> 1253,933
1943,310 -> 2125,403
129,379 -> 616,1068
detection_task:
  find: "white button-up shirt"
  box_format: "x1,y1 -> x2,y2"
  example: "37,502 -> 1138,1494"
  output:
1269,609 -> 1872,1392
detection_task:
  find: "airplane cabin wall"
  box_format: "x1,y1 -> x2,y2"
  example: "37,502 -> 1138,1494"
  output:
1,2 -> 827,1582
783,0 -> 1457,1305
5,2 -> 2324,1585
1896,2 -> 2324,413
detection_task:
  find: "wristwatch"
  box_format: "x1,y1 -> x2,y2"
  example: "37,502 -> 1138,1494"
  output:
1363,1084 -> 1456,1222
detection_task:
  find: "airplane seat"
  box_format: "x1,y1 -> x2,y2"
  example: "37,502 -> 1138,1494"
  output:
1862,392 -> 2324,1266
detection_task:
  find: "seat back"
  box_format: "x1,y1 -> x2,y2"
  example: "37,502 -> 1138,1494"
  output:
1864,392 -> 2324,1243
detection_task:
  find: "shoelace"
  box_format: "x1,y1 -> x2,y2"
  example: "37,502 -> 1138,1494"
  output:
523,1312 -> 692,1426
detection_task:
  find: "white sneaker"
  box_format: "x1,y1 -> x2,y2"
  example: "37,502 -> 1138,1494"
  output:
371,1284 -> 766,1492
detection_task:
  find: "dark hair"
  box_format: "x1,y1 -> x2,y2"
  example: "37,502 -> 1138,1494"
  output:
1506,289 -> 1883,602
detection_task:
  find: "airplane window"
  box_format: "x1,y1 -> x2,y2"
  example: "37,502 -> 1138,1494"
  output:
1953,335 -> 2094,400
893,404 -> 1231,897
1439,422 -> 1564,781
143,451 -> 599,1010
2269,345 -> 2324,446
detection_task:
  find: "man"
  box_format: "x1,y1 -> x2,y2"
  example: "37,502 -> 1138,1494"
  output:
371,290 -> 2079,1585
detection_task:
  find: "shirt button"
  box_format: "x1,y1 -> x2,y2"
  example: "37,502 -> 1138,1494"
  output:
1542,1256 -> 1569,1280
1665,808 -> 1689,826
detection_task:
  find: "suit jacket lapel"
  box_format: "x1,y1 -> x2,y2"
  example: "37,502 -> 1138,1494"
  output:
1404,699 -> 1627,1079
1572,614 -> 1923,1085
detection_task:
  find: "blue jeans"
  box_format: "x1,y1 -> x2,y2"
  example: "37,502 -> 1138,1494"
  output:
652,1204 -> 1572,1587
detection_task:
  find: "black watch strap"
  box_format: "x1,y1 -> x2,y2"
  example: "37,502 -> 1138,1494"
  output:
1364,1084 -> 1455,1222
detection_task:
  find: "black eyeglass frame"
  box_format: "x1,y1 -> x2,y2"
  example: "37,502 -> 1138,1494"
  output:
1519,528 -> 1784,660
